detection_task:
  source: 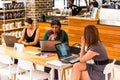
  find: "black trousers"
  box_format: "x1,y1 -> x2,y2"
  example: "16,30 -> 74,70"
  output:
44,67 -> 58,79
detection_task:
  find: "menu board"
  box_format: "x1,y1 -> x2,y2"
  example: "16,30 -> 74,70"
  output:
99,8 -> 120,26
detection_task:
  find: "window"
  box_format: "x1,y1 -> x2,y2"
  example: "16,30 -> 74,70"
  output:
53,0 -> 66,8
80,0 -> 89,7
53,0 -> 90,9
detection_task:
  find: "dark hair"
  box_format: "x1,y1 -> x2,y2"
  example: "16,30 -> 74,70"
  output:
84,25 -> 100,50
25,17 -> 33,24
51,20 -> 61,28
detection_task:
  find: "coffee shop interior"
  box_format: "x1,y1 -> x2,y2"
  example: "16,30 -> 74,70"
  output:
0,0 -> 120,80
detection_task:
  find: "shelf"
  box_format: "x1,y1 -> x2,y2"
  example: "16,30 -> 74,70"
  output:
0,27 -> 24,32
0,0 -> 25,44
0,18 -> 25,22
0,9 -> 25,13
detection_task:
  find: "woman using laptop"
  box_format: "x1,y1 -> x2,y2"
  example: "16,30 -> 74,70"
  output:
44,19 -> 68,79
72,25 -> 109,80
18,17 -> 40,47
44,19 -> 68,42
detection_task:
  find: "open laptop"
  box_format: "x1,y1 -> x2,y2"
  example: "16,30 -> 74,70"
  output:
55,42 -> 80,64
40,40 -> 61,52
2,34 -> 17,47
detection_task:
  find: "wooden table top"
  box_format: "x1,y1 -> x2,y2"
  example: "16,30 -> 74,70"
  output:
0,45 -> 72,70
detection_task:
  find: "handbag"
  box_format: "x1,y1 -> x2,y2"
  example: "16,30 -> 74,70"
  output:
69,43 -> 81,54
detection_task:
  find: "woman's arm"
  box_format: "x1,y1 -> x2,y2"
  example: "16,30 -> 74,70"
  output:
18,28 -> 25,43
80,36 -> 86,59
80,50 -> 99,63
79,36 -> 99,63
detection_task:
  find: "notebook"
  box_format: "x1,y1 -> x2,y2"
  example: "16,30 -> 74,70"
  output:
2,35 -> 17,47
40,40 -> 61,52
55,42 -> 80,64
46,60 -> 70,67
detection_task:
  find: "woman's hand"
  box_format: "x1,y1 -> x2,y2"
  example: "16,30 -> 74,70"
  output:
79,36 -> 86,56
48,34 -> 57,40
20,41 -> 29,46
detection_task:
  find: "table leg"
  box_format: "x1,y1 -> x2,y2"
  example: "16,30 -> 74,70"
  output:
58,69 -> 66,80
50,68 -> 54,80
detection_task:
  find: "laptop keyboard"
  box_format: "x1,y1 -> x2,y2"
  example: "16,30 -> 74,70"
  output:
65,56 -> 79,61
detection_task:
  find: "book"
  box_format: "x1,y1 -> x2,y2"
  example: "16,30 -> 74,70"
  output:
36,52 -> 55,58
46,60 -> 70,67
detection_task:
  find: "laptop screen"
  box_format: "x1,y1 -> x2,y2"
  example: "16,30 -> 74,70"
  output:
2,34 -> 17,47
40,40 -> 61,52
55,42 -> 71,59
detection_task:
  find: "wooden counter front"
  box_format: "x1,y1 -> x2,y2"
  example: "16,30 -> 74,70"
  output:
67,16 -> 98,45
67,16 -> 98,28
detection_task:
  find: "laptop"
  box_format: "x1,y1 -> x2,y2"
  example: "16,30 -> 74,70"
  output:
2,35 -> 17,47
55,42 -> 80,64
40,40 -> 61,52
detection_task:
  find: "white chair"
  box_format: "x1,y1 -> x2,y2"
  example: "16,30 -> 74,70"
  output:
0,61 -> 8,69
103,59 -> 116,80
16,59 -> 50,80
0,54 -> 17,80
113,64 -> 120,80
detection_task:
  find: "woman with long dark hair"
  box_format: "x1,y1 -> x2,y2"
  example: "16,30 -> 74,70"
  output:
18,17 -> 40,47
72,25 -> 109,80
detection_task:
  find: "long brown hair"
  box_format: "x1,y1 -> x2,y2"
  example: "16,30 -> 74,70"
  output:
84,25 -> 100,50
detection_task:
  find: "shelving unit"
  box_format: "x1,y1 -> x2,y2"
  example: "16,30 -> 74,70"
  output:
0,9 -> 25,13
0,27 -> 24,32
0,0 -> 25,44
